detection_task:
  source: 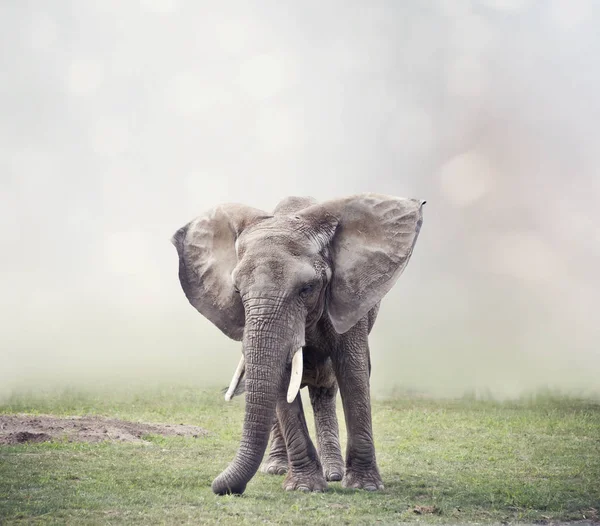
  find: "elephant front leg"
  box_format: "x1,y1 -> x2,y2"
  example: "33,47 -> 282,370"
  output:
309,384 -> 344,481
333,336 -> 384,491
276,393 -> 327,492
260,418 -> 288,475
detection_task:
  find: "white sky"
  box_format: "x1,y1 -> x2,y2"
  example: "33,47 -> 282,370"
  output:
1,0 -> 599,399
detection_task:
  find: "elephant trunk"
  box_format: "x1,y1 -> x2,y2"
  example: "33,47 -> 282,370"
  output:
212,313 -> 294,495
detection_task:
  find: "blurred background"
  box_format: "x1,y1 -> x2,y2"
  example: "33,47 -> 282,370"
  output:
2,0 -> 599,400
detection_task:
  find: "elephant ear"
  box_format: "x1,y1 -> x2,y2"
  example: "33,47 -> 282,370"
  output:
171,204 -> 270,341
299,193 -> 425,334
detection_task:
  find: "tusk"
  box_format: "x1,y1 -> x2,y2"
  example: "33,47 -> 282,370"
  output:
224,355 -> 245,401
287,349 -> 303,403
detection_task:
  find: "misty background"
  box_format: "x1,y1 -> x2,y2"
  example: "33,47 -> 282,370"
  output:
2,0 -> 599,400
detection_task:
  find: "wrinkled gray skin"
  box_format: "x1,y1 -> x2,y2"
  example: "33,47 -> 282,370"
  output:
171,194 -> 425,495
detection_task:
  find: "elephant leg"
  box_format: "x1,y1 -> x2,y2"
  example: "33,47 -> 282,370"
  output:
260,418 -> 288,475
276,393 -> 327,492
332,327 -> 384,491
309,384 -> 344,481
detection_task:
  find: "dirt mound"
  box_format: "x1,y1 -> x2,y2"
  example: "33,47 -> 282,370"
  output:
0,414 -> 208,445
10,431 -> 52,444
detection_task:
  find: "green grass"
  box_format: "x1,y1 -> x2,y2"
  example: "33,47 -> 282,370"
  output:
1,385 -> 599,525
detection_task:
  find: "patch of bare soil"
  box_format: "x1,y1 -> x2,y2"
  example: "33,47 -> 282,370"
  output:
0,414 -> 208,445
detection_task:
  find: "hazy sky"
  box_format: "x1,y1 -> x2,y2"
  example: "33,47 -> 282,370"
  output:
2,0 -> 599,399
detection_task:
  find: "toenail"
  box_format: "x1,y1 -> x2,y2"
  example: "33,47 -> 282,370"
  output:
364,484 -> 377,491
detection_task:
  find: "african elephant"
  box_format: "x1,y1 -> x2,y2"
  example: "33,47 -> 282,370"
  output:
171,193 -> 425,495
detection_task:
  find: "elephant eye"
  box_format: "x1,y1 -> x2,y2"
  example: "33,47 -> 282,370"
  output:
299,283 -> 315,297
233,286 -> 240,294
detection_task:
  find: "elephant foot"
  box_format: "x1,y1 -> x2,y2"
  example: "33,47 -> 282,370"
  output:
342,467 -> 384,491
283,469 -> 328,492
323,461 -> 345,482
260,456 -> 288,475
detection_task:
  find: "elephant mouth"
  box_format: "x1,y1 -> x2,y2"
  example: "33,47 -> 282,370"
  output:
224,348 -> 304,404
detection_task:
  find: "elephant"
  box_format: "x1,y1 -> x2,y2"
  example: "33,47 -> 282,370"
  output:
171,193 -> 425,495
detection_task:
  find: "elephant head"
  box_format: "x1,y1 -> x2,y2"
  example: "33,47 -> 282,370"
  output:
171,193 -> 425,495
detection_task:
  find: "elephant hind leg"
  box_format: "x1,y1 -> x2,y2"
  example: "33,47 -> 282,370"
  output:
277,393 -> 327,492
309,383 -> 345,481
260,418 -> 289,475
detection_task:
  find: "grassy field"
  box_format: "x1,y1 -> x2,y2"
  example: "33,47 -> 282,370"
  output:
0,385 -> 599,525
